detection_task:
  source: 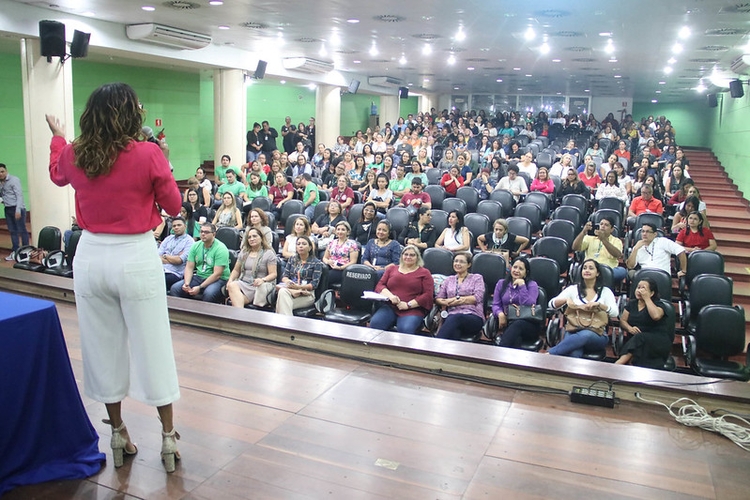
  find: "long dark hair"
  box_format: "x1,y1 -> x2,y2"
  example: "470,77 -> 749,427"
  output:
687,210 -> 705,236
576,258 -> 604,302
635,277 -> 661,303
679,195 -> 700,218
73,83 -> 143,178
498,256 -> 532,298
181,202 -> 196,235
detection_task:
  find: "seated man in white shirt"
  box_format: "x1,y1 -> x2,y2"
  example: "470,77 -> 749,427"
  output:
626,222 -> 686,277
158,216 -> 195,291
494,164 -> 528,202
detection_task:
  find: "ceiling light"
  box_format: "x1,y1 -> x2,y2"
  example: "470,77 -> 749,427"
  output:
517,88 -> 523,91
525,74 -> 532,77
369,43 -> 378,56
279,80 -> 286,84
678,26 -> 691,39
655,90 -> 661,94
599,32 -> 612,37
422,44 -> 432,55
614,75 -> 621,78
455,27 -> 466,42
141,5 -> 155,11
609,57 -> 617,62
423,78 -> 430,83
584,89 -> 590,92
319,44 -> 327,57
651,99 -> 658,103
447,54 -> 456,65
709,68 -> 733,87
672,43 -> 683,54
330,31 -> 341,47
82,11 -> 96,17
353,60 -> 361,64
513,67 -> 521,71
307,83 -> 317,90
454,86 -> 460,90
668,57 -> 676,64
664,66 -> 673,74
696,82 -> 707,93
658,81 -> 666,85
218,25 -> 230,30
496,78 -> 503,82
605,41 -> 615,54
399,54 -> 407,65
209,0 -> 223,5
540,42 -> 550,55
467,67 -> 475,71
347,19 -> 359,24
524,27 -> 535,41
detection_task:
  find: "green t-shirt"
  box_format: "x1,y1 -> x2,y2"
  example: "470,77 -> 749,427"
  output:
218,180 -> 245,197
188,239 -> 230,280
389,177 -> 411,201
249,170 -> 267,183
303,182 -> 320,207
406,172 -> 428,185
246,184 -> 269,201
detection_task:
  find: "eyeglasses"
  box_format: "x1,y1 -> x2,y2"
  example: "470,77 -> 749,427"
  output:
199,230 -> 214,234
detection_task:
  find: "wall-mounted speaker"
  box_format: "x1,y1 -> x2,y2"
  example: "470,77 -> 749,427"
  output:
39,20 -> 66,59
729,79 -> 744,98
398,86 -> 409,99
70,30 -> 91,58
707,93 -> 718,108
254,60 -> 267,80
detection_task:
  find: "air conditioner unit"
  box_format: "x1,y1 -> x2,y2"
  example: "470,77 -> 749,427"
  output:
368,76 -> 403,87
730,54 -> 750,75
282,57 -> 334,74
126,23 -> 211,50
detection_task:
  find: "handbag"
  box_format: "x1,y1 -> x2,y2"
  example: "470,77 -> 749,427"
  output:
564,307 -> 609,335
507,304 -> 544,323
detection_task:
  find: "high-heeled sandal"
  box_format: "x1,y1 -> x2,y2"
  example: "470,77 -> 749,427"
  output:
102,419 -> 138,467
161,428 -> 181,473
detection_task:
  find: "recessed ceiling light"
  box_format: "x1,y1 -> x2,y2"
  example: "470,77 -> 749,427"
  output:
454,86 -> 460,90
209,0 -> 223,5
609,58 -> 617,62
672,43 -> 683,54
540,42 -> 550,55
517,88 -> 523,91
141,5 -> 155,11
658,81 -> 666,85
552,58 -> 561,63
496,78 -> 503,82
668,57 -> 676,65
424,78 -> 430,83
399,54 -> 407,65
584,89 -> 590,92
614,75 -> 621,78
524,27 -> 535,41
455,27 -> 466,42
447,55 -> 456,65
330,31 -> 341,46
422,44 -> 432,55
513,67 -> 521,71
655,90 -> 661,94
353,60 -> 361,64
678,26 -> 690,39
218,25 -> 230,30
347,19 -> 360,24
525,74 -> 532,77
467,67 -> 475,71
279,80 -> 286,84
599,32 -> 612,37
651,99 -> 658,103
369,44 -> 378,57
82,11 -> 96,17
664,66 -> 673,74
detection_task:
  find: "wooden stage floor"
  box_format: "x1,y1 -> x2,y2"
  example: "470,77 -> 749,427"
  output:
5,300 -> 750,500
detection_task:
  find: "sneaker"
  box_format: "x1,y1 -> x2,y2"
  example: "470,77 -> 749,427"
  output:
5,252 -> 15,261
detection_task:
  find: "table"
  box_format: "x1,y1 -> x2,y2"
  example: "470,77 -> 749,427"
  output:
0,292 -> 104,495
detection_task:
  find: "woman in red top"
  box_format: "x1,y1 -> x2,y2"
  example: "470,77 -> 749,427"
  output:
530,166 -> 555,194
578,161 -> 601,193
676,212 -> 717,253
369,245 -> 434,334
46,83 -> 182,473
440,165 -> 464,196
614,140 -> 631,162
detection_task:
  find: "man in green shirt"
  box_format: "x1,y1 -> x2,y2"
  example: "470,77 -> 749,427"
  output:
216,169 -> 246,205
169,223 -> 230,303
389,164 -> 411,203
214,154 -> 236,186
301,173 -> 319,220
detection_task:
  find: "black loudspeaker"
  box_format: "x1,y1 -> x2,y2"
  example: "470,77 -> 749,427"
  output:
254,60 -> 267,79
70,30 -> 90,58
398,86 -> 409,99
729,80 -> 744,98
707,93 -> 718,108
39,20 -> 66,59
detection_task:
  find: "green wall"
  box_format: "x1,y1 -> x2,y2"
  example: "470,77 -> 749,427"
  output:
198,71 -> 215,162
340,93 -> 380,136
0,52 -> 29,209
72,60 -> 201,181
246,81 -> 316,132
399,96 -> 419,120
705,92 -> 750,197
632,99 -> 712,148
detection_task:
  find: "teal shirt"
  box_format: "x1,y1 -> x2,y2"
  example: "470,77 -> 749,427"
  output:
188,239 -> 230,280
389,177 -> 411,201
218,180 -> 245,197
406,172 -> 428,185
303,182 -> 320,207
246,184 -> 268,201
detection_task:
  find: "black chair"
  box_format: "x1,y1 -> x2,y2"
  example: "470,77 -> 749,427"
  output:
485,288 -> 547,352
424,185 -> 446,210
679,250 -> 724,301
532,236 -> 571,276
529,256 -> 563,298
590,209 -> 623,238
524,192 -> 552,219
506,217 -> 532,242
476,200 -> 503,223
632,212 -> 664,232
614,299 -> 676,369
442,197 -> 467,216
560,194 -> 588,220
489,189 -> 515,217
423,247 -> 454,276
597,197 -> 625,218
251,197 -> 272,213
313,200 -> 329,222
348,203 -> 365,228
536,151 -> 553,170
430,210 -> 449,236
13,226 -> 62,272
386,207 -> 412,237
455,186 -> 480,214
514,202 -> 543,236
318,265 -> 378,325
630,268 -> 673,303
464,213 -> 490,251
542,219 -> 577,251
426,168 -> 443,185
685,305 -> 749,381
283,213 -> 308,237
277,199 -> 305,235
317,189 -> 330,202
43,230 -> 81,278
215,227 -> 241,251
552,205 -> 583,232
292,265 -> 330,318
680,274 -> 733,335
472,252 -> 507,312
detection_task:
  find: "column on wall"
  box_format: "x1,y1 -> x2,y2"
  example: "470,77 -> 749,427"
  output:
20,38 -> 75,240
418,93 -> 438,115
378,95 -> 400,127
213,69 -> 246,168
315,85 -> 341,148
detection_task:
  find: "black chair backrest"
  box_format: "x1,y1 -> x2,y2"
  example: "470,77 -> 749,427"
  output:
528,257 -> 562,297
631,268 -> 673,301
424,185 -> 446,210
695,305 -> 746,358
561,193 -> 588,217
464,213 -> 491,250
536,152 -> 553,169
506,216 -> 532,241
688,274 -> 733,321
339,264 -> 379,310
66,230 -> 83,266
431,210 -> 449,235
552,205 -> 583,231
524,192 -> 551,218
489,189 -> 515,217
251,197 -> 271,212
280,199 -> 304,222
442,197 -> 468,217
423,247 -> 455,276
271,231 -> 280,253
634,213 -> 664,232
348,203 -> 364,228
514,203 -> 542,234
456,186 -> 480,213
386,207 -> 412,236
38,226 -> 62,252
591,208 -> 622,235
531,236 -> 569,275
686,250 -> 724,284
318,189 -> 330,201
476,200 -> 503,223
472,252 -> 507,307
284,213 -> 308,237
265,211 -> 277,231
426,168 -> 443,185
215,227 -> 241,251
542,219 -> 577,250
597,197 -> 624,217
313,201 -> 329,222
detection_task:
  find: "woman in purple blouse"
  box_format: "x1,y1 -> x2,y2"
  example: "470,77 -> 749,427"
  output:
435,252 -> 486,340
491,257 -> 540,348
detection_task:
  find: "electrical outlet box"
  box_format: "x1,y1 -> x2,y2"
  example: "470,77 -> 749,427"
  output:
570,386 -> 615,408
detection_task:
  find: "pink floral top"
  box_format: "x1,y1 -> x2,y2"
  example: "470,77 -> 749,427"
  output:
327,238 -> 358,266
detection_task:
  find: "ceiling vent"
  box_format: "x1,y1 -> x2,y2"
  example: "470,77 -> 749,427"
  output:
282,57 -> 334,74
368,76 -> 403,87
126,23 -> 211,50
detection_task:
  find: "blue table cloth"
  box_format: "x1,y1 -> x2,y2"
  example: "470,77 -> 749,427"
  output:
0,292 -> 104,495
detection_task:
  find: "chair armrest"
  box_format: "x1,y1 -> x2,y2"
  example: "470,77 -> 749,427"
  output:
685,335 -> 697,367
483,314 -> 498,340
315,289 -> 335,314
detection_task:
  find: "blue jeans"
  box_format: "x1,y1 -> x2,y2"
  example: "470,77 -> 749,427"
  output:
437,313 -> 484,340
169,275 -> 227,303
304,204 -> 316,221
369,305 -> 424,334
549,329 -> 608,358
4,206 -> 29,252
247,150 -> 258,163
612,266 -> 627,283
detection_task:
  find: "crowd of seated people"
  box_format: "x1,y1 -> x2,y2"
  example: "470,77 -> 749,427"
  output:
108,109 -> 731,372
